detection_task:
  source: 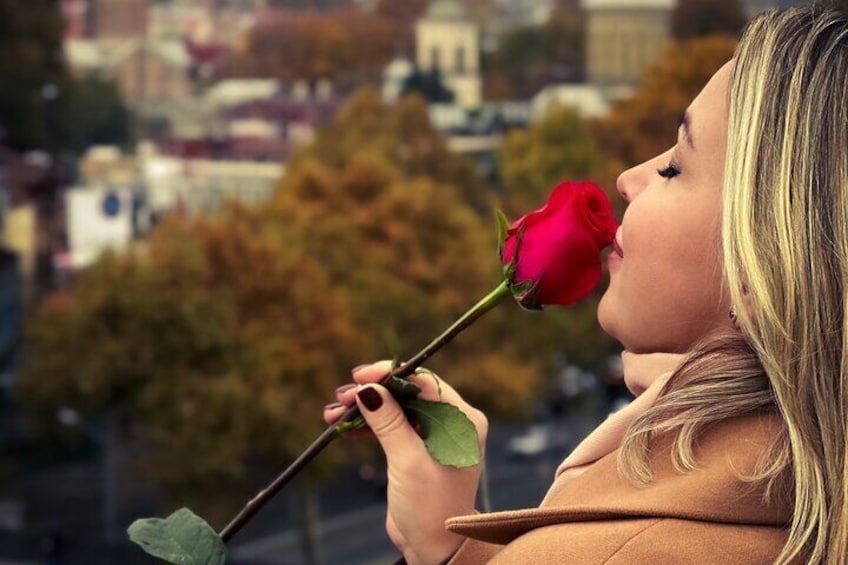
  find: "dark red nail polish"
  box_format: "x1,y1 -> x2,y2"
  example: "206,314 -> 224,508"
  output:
357,387 -> 382,411
324,402 -> 342,410
335,383 -> 356,394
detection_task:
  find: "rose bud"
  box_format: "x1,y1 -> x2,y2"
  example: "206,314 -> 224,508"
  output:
498,180 -> 618,310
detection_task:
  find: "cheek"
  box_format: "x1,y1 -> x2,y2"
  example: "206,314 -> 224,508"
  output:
599,195 -> 726,351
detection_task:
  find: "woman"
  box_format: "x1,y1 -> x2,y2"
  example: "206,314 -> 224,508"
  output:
324,5 -> 848,563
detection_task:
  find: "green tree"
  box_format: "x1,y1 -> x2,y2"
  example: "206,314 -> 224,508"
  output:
483,4 -> 584,100
400,67 -> 455,104
0,0 -> 67,150
60,73 -> 133,154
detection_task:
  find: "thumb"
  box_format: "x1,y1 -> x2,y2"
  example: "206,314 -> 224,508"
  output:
355,384 -> 424,459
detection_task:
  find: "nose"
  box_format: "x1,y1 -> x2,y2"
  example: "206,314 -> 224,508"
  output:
616,166 -> 641,204
616,150 -> 672,203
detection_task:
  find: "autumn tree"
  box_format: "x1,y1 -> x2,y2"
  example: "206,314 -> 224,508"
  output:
374,0 -> 429,23
497,104 -> 618,374
671,0 -> 748,41
216,7 -> 398,91
273,85 -> 613,414
267,86 -> 569,415
295,87 -> 492,211
499,105 -> 607,217
268,0 -> 353,10
374,0 -> 430,54
592,36 -> 738,170
270,150 -> 543,417
20,207 -> 368,522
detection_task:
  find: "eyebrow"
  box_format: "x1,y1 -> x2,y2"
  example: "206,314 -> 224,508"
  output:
679,111 -> 695,151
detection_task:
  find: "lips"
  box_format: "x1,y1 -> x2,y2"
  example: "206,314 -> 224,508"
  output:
613,232 -> 624,258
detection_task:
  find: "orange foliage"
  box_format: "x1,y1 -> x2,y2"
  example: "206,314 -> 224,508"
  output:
217,7 -> 399,90
592,36 -> 738,168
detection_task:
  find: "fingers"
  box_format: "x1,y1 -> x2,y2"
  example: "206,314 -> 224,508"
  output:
327,361 -> 485,441
351,361 -> 468,406
354,384 -> 425,459
323,402 -> 373,438
323,402 -> 346,424
323,361 -> 488,448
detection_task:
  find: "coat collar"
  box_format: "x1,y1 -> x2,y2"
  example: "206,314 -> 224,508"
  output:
446,413 -> 793,545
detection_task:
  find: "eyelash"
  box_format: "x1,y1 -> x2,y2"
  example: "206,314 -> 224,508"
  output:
656,162 -> 681,179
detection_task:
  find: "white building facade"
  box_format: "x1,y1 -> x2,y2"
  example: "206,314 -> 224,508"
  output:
415,0 -> 482,109
582,0 -> 675,87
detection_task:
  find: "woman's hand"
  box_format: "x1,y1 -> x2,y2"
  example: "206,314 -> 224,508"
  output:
324,361 -> 488,565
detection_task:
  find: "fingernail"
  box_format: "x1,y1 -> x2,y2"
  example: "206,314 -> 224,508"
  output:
357,387 -> 382,412
324,402 -> 342,410
335,384 -> 356,394
352,364 -> 368,374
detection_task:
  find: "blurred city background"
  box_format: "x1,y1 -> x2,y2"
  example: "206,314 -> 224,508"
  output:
0,0 -> 821,562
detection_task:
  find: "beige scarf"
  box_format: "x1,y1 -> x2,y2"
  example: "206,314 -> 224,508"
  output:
541,351 -> 686,505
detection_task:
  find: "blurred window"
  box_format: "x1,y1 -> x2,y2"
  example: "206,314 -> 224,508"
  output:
456,46 -> 465,73
430,46 -> 441,71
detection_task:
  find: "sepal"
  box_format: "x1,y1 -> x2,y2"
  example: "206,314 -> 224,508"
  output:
495,209 -> 510,259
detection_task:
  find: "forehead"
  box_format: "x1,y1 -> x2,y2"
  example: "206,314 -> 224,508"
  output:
686,61 -> 732,156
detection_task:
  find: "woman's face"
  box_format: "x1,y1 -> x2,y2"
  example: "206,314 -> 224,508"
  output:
598,60 -> 736,354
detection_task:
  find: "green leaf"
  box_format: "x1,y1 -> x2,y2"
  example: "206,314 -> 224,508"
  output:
386,376 -> 422,403
405,399 -> 480,468
128,507 -> 226,565
494,209 -> 511,257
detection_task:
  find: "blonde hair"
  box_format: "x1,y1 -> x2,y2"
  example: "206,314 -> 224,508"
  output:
618,5 -> 848,563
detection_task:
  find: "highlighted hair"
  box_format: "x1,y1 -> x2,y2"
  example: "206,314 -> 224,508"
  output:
618,5 -> 848,563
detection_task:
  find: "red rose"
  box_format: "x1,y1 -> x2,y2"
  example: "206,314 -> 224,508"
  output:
500,180 -> 618,309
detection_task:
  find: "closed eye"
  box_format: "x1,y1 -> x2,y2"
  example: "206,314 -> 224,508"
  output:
657,163 -> 680,179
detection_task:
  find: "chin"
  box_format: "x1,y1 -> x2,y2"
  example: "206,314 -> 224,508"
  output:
596,291 -> 620,342
597,294 -> 652,354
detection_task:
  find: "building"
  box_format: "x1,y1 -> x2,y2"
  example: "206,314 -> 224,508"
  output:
582,0 -> 675,87
743,0 -> 808,16
65,39 -> 193,108
381,57 -> 415,104
63,185 -> 136,270
91,0 -> 149,38
61,0 -> 90,39
142,148 -> 285,216
531,83 -> 624,120
415,0 -> 482,109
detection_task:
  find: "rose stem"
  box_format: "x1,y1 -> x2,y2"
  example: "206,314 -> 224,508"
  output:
218,280 -> 511,543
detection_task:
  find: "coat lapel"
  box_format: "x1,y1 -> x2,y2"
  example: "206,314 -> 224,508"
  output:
446,413 -> 792,546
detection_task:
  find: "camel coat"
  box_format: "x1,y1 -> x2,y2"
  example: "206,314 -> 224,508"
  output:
442,413 -> 796,564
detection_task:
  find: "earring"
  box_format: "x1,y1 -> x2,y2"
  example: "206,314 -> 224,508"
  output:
729,307 -> 738,324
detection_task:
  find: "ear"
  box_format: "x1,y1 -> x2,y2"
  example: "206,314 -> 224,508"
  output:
733,284 -> 755,327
